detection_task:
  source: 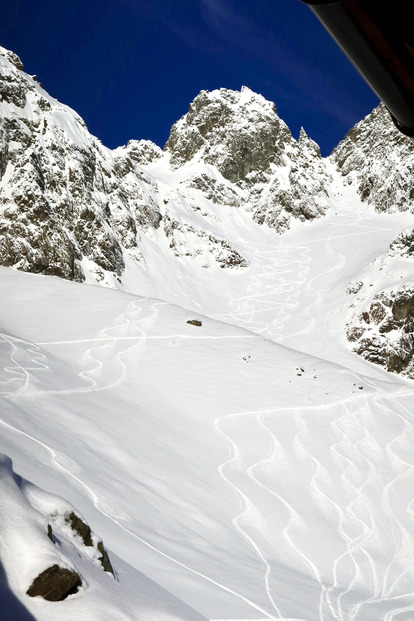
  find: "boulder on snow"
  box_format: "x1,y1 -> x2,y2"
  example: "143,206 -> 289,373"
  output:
0,452 -> 116,611
65,511 -> 93,546
26,564 -> 81,601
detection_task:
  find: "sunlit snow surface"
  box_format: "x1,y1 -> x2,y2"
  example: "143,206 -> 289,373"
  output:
1,175 -> 414,621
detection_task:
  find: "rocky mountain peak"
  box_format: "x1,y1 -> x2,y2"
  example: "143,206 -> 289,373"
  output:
331,103 -> 414,213
0,46 -> 24,72
164,86 -> 293,183
298,126 -> 321,158
0,49 -> 338,288
0,48 -> 164,285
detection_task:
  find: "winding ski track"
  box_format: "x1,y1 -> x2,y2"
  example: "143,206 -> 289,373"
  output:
208,189 -> 414,620
214,386 -> 414,620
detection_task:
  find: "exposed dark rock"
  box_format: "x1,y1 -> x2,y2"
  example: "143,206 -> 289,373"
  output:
331,104 -> 414,213
187,319 -> 202,326
186,173 -> 240,207
389,227 -> 414,259
65,512 -> 93,547
392,291 -> 414,321
346,286 -> 414,378
26,564 -> 81,601
164,214 -> 248,268
123,139 -> 163,165
65,511 -> 114,575
0,68 -> 27,107
0,49 -> 24,71
97,541 -> 115,576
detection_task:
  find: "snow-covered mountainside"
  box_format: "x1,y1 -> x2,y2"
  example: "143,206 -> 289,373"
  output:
331,107 -> 414,379
2,45 -> 414,621
331,103 -> 414,215
0,46 -> 333,290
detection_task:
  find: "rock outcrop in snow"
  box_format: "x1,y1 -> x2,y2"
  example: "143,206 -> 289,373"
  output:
165,87 -> 332,232
331,103 -> 414,213
0,454 -> 113,602
347,285 -> 414,377
26,565 -> 82,602
0,452 -> 208,619
345,223 -> 414,379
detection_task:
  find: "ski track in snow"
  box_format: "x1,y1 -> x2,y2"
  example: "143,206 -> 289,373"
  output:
209,192 -> 414,620
0,299 -> 283,619
214,386 -> 414,621
0,405 -> 284,621
210,242 -> 310,341
0,333 -> 49,395
0,297 -> 255,399
0,298 -> 164,398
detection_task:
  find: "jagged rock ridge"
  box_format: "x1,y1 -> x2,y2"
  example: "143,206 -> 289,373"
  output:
165,87 -> 332,232
0,48 -> 334,288
331,103 -> 414,213
0,47 -> 165,285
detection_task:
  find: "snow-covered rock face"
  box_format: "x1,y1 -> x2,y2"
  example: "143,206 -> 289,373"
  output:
0,47 -> 162,285
347,285 -> 414,378
329,105 -> 414,378
0,51 -> 334,286
345,225 -> 414,379
165,87 -> 332,231
331,103 -> 414,213
165,86 -> 290,180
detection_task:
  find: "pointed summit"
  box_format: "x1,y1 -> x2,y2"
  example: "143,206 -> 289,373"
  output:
164,87 -> 293,182
298,127 -> 321,158
0,46 -> 24,71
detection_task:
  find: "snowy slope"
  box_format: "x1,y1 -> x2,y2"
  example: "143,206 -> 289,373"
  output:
2,174 -> 414,620
2,44 -> 414,621
0,454 -> 207,621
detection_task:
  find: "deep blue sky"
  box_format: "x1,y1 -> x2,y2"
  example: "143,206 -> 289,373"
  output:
1,0 -> 379,156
